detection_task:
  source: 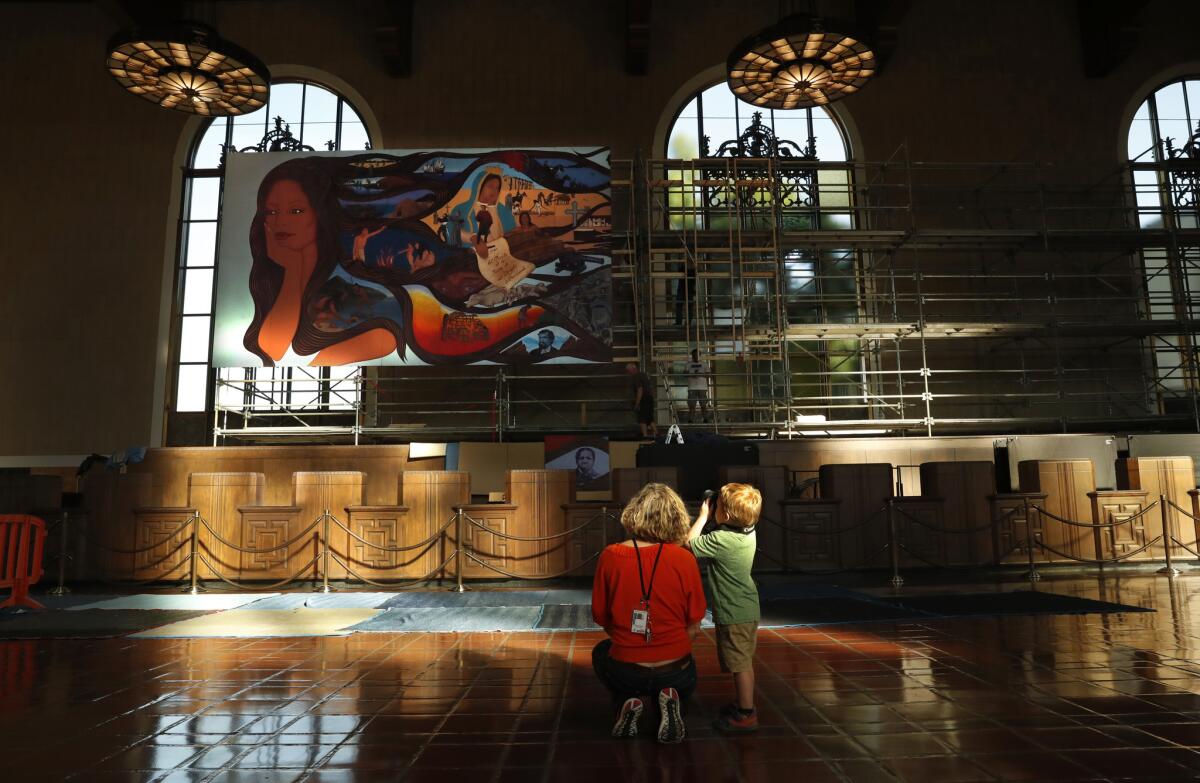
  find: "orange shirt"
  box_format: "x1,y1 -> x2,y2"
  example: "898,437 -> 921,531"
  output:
591,542 -> 707,663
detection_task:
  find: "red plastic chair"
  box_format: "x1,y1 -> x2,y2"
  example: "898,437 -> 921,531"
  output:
0,515 -> 46,610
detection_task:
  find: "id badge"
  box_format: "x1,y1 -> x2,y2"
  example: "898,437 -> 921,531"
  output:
630,609 -> 649,635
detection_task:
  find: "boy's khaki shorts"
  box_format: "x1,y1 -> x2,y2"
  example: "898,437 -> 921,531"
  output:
715,622 -> 758,673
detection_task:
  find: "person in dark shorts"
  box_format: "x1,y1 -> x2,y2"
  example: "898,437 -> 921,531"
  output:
686,482 -> 762,733
626,361 -> 658,438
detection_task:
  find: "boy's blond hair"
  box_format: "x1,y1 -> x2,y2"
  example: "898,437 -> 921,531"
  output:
621,482 -> 689,545
719,483 -> 762,528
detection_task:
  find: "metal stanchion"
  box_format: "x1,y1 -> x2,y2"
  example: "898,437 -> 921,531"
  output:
317,509 -> 333,592
1158,494 -> 1180,577
887,498 -> 903,587
453,508 -> 466,593
48,512 -> 70,596
1023,497 -> 1041,582
185,512 -> 204,594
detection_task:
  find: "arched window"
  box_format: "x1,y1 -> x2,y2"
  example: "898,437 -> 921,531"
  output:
661,80 -> 864,423
1127,78 -> 1200,406
171,80 -> 372,417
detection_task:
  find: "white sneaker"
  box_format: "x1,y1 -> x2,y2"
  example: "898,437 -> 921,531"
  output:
657,687 -> 685,743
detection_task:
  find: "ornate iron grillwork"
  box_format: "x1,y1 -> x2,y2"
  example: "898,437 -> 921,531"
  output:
699,111 -> 820,228
221,116 -> 315,166
1163,121 -> 1200,217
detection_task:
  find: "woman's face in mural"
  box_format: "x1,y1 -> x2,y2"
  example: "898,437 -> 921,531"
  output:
479,177 -> 501,206
264,179 -> 317,256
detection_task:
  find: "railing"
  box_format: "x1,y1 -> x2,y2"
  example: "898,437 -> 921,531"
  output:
67,506 -> 620,594
35,492 -> 1200,593
760,493 -> 1198,587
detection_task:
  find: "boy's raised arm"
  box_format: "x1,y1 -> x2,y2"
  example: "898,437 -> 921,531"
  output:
686,497 -> 710,545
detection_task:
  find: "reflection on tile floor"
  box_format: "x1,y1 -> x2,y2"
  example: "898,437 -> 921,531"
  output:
7,573 -> 1200,781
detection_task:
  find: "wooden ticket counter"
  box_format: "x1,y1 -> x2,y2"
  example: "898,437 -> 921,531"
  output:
81,467 -> 623,583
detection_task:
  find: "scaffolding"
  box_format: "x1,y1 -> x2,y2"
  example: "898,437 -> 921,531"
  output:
211,145 -> 1200,443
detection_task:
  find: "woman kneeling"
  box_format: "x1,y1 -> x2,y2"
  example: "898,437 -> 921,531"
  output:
591,483 -> 706,743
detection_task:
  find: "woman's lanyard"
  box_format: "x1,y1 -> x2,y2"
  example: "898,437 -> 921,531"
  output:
631,541 -> 664,643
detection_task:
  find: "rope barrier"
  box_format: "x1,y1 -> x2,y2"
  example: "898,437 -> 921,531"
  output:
128,539 -> 193,574
91,554 -> 194,588
1033,502 -> 1159,529
460,510 -> 614,542
196,514 -> 322,554
891,504 -> 1000,535
1036,534 -> 1164,565
758,504 -> 891,536
776,544 -> 892,577
328,513 -> 457,553
329,550 -> 457,588
80,515 -> 197,554
195,552 -> 322,591
460,550 -> 601,580
1169,536 -> 1200,560
895,540 -> 1024,571
752,547 -> 788,570
1167,499 -> 1200,523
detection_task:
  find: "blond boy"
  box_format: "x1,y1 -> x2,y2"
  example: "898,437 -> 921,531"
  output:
686,483 -> 762,732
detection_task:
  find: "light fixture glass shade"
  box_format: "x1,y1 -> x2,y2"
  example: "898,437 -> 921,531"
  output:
727,17 -> 875,109
107,24 -> 270,116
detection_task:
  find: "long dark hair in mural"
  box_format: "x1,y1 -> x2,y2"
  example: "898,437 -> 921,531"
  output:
239,147 -> 611,366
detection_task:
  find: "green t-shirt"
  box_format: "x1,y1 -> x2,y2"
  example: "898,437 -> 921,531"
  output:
690,527 -> 760,625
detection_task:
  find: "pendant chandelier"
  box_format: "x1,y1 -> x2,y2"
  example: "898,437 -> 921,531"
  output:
106,23 -> 270,116
727,16 -> 875,110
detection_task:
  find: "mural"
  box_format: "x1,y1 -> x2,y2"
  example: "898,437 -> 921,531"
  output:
213,148 -> 611,366
545,435 -> 610,492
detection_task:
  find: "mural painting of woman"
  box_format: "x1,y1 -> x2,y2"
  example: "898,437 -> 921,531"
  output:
243,157 -> 554,367
243,158 -> 400,366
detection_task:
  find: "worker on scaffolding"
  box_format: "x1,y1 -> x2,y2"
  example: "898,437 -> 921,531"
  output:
626,362 -> 658,439
684,348 -> 712,424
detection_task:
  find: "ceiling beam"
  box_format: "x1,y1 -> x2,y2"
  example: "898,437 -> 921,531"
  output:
853,0 -> 912,71
1078,0 -> 1147,78
375,0 -> 414,78
625,0 -> 651,76
95,0 -> 184,27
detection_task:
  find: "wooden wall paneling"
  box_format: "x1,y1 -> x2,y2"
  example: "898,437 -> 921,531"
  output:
988,494 -> 1047,565
1088,491 -> 1152,562
893,498 -> 947,568
612,467 -> 679,504
238,506 -> 304,581
1117,457 -> 1198,557
819,464 -> 894,566
459,504 -> 516,578
1017,460 -> 1097,563
131,507 -> 196,582
778,500 -> 841,571
343,506 -> 437,581
506,470 -> 573,577
400,471 -> 471,575
563,503 -> 615,575
127,446 -> 411,507
919,461 -> 996,565
291,472 -> 366,580
82,472 -> 156,579
719,466 -> 787,572
187,473 -> 264,579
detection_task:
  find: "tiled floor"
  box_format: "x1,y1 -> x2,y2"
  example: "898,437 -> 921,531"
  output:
6,573 -> 1200,781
